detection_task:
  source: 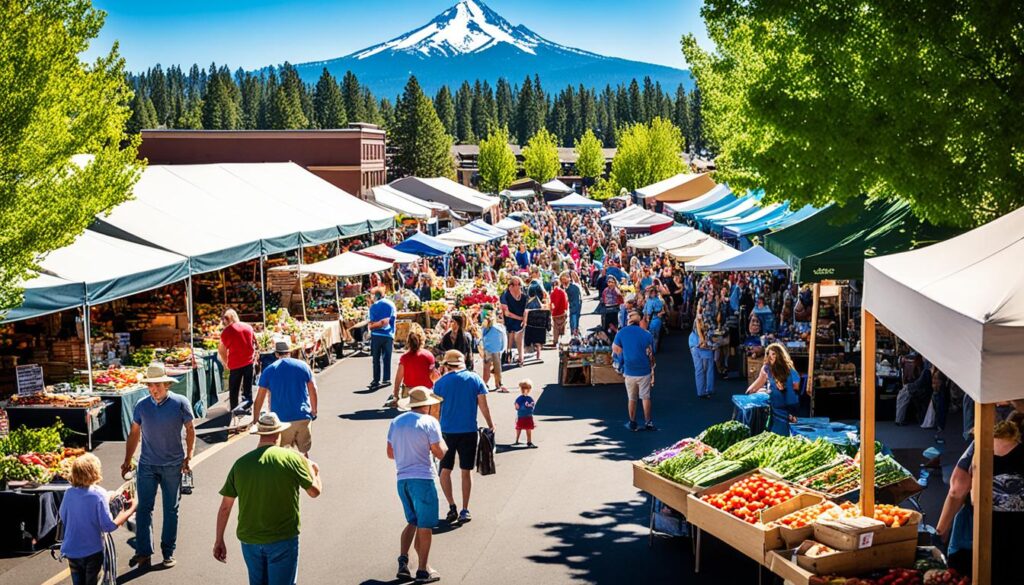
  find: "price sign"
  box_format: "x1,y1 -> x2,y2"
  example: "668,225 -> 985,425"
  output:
857,530 -> 875,549
16,364 -> 45,396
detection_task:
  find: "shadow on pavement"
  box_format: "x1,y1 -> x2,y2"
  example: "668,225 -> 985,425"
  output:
339,409 -> 397,421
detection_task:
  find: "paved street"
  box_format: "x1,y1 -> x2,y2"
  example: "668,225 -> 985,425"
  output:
0,298 -> 960,585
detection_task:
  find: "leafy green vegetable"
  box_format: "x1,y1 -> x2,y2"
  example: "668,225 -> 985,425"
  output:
0,420 -> 65,456
697,420 -> 750,452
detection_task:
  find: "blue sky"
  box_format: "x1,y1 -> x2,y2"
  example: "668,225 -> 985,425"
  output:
83,0 -> 711,72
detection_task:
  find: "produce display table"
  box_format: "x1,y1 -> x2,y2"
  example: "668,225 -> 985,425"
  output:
731,393 -> 770,434
90,385 -> 149,441
0,484 -> 69,552
5,402 -> 109,451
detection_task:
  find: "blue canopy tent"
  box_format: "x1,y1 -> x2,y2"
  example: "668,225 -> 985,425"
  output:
712,203 -> 791,236
393,232 -> 455,257
687,192 -> 751,221
723,204 -> 822,249
548,193 -> 605,210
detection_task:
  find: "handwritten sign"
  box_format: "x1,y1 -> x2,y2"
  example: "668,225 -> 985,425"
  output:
16,364 -> 45,396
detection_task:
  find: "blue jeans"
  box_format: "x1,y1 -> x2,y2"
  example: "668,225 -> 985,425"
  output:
241,536 -> 299,585
135,463 -> 182,558
569,310 -> 581,333
691,347 -> 715,397
649,318 -> 662,352
371,335 -> 393,383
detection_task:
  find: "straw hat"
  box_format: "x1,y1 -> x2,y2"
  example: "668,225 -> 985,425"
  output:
249,412 -> 292,435
442,350 -> 466,369
397,386 -> 444,411
140,363 -> 176,384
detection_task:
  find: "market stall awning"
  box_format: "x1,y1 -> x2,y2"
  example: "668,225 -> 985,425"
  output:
724,204 -> 820,238
436,227 -> 492,246
764,199 -> 959,282
684,245 -> 788,272
655,229 -> 709,252
389,177 -> 499,214
698,197 -> 759,223
494,217 -> 524,231
665,184 -> 732,214
357,244 -> 421,264
665,237 -> 735,262
548,193 -> 604,210
711,203 -> 788,232
272,251 -> 393,278
627,226 -> 695,249
499,188 -> 536,201
600,205 -> 643,222
636,173 -> 717,203
688,189 -> 761,220
863,206 -> 1024,403
370,185 -> 448,219
3,274 -> 86,323
465,220 -> 507,240
609,208 -> 674,232
606,206 -> 654,225
541,179 -> 575,194
393,232 -> 455,257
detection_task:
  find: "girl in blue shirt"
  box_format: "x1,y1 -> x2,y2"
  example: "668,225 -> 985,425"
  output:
745,343 -> 801,435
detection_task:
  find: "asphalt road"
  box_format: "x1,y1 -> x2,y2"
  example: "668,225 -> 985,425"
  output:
0,297 -> 962,585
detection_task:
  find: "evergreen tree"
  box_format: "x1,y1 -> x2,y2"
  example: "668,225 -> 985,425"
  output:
688,84 -> 705,154
149,65 -> 169,126
672,84 -> 690,148
392,75 -> 454,178
312,69 -> 345,128
522,128 -> 560,182
379,97 -> 395,133
454,81 -> 474,143
470,80 -> 494,140
362,88 -> 382,126
574,128 -> 605,188
601,85 -> 617,147
201,69 -> 241,129
267,64 -> 308,129
259,70 -> 278,129
341,70 -> 366,123
495,77 -> 514,130
126,89 -> 158,133
433,86 -> 456,136
477,126 -> 517,194
642,76 -> 657,123
579,85 -> 597,138
627,79 -> 645,124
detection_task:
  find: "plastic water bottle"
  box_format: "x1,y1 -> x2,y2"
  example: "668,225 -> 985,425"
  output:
180,471 -> 194,495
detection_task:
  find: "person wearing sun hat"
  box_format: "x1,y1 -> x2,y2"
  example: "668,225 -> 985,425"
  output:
387,387 -> 447,583
214,412 -> 323,584
251,340 -> 319,456
122,363 -> 196,570
432,350 -> 495,526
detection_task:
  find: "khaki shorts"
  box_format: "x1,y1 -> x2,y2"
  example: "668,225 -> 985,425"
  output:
483,351 -> 503,381
624,374 -> 652,401
552,314 -> 567,337
279,418 -> 313,454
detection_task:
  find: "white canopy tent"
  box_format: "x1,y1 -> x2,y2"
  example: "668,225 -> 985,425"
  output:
684,245 -> 786,272
370,185 -> 448,219
665,237 -> 736,262
860,206 -> 1024,585
601,205 -> 643,222
541,179 -> 575,194
665,184 -> 731,214
436,227 -> 493,246
466,220 -> 507,240
270,251 -> 393,278
357,244 -> 421,265
609,208 -> 673,230
627,226 -> 695,249
655,229 -> 708,252
547,193 -> 604,210
494,217 -> 524,231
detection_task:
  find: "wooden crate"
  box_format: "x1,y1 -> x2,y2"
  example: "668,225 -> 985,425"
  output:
395,320 -> 412,343
560,362 -> 591,386
632,462 -> 696,515
590,364 -> 624,385
794,539 -> 916,575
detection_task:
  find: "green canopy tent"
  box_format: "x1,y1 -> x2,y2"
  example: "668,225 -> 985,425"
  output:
764,199 -> 959,282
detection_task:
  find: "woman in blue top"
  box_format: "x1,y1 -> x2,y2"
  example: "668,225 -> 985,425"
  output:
745,343 -> 801,435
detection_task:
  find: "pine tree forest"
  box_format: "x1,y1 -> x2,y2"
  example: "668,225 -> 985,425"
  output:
126,64 -> 707,152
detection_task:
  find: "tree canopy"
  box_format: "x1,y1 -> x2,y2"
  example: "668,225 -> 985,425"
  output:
681,0 -> 1024,227
0,0 -> 143,312
391,75 -> 454,178
609,117 -> 684,193
574,129 -> 605,184
522,128 -> 560,183
477,126 -> 517,194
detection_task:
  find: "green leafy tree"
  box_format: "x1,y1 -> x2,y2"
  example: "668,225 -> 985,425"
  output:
574,129 -> 605,187
609,117 -> 684,192
1,0 -> 144,312
681,1 -> 1024,226
477,126 -> 517,194
522,128 -> 560,183
392,75 -> 454,178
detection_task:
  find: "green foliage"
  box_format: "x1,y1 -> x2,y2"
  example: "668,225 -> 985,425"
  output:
433,86 -> 456,137
313,68 -> 347,128
477,126 -> 517,194
176,98 -> 203,129
574,129 -> 605,181
522,128 -> 561,183
609,117 -> 685,192
126,89 -> 158,133
392,75 -> 454,178
267,63 -> 309,129
0,0 -> 143,313
341,70 -> 366,123
201,69 -> 241,129
681,1 -> 1024,227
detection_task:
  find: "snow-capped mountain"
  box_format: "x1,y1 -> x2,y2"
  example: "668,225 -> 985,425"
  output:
291,0 -> 691,98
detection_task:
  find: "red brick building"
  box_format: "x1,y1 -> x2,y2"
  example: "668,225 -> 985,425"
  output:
138,124 -> 386,198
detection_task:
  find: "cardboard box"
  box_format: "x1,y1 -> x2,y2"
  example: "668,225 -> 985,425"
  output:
793,539 -> 916,575
686,472 -> 823,564
590,364 -> 624,385
632,462 -> 696,516
812,509 -> 920,551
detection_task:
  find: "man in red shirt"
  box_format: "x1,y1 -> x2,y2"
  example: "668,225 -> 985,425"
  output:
218,309 -> 256,412
550,275 -> 569,343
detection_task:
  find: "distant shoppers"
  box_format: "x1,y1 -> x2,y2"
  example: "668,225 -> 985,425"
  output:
689,316 -> 716,399
219,309 -> 256,411
479,309 -> 508,393
501,277 -> 527,367
389,324 -> 438,407
433,350 -> 495,525
60,454 -> 137,585
565,272 -> 584,336
550,275 -> 568,342
251,340 -> 319,456
122,363 -> 196,570
439,313 -> 474,371
368,287 -> 397,389
513,379 -> 537,447
388,387 -> 447,584
746,343 -> 801,435
613,311 -> 656,432
214,412 -> 323,585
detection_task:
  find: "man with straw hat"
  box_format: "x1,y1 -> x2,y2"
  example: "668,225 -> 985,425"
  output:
214,412 -> 323,584
432,350 -> 495,526
122,363 -> 195,570
251,340 -> 319,456
387,387 -> 447,583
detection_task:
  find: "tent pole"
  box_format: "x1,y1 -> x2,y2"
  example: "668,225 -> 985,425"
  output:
859,308 -> 876,517
298,245 -> 308,322
259,255 -> 267,330
806,283 -> 821,415
972,401 -> 994,585
83,303 -> 94,394
186,274 -> 194,397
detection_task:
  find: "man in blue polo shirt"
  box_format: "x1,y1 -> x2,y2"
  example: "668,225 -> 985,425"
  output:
613,311 -> 656,432
368,287 -> 397,389
122,363 -> 196,570
251,340 -> 319,456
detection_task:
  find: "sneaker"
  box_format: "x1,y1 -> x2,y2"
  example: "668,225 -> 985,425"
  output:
527,442 -> 538,448
369,381 -> 380,389
644,421 -> 657,432
397,556 -> 412,579
129,555 -> 151,569
415,569 -> 441,583
381,379 -> 392,387
625,420 -> 638,432
162,556 -> 177,568
459,509 -> 472,523
444,505 -> 458,524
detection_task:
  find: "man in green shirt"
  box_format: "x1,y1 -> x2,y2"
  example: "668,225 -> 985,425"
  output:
214,412 -> 323,585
